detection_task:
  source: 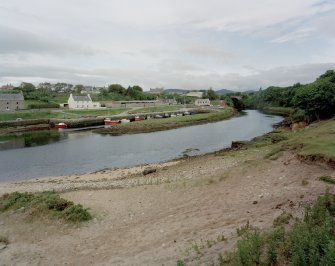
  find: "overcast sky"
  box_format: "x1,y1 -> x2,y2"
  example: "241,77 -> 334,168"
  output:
1,0 -> 335,91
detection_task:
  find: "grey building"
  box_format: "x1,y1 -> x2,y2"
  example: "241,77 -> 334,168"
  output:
0,93 -> 25,111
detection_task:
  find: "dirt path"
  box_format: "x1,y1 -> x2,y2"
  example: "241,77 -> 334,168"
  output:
0,147 -> 334,265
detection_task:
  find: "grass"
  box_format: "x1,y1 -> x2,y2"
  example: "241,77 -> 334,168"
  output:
0,191 -> 92,222
262,106 -> 295,116
65,108 -> 128,117
188,191 -> 335,266
319,175 -> 335,184
133,105 -> 181,113
96,108 -> 235,135
0,108 -> 128,121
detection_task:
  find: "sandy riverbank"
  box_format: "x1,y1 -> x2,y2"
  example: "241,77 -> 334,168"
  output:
0,123 -> 334,265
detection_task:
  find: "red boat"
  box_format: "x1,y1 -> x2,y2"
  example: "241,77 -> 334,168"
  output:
134,116 -> 145,121
104,118 -> 120,126
55,122 -> 68,129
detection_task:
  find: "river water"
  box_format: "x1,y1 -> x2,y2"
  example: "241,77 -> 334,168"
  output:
0,110 -> 282,181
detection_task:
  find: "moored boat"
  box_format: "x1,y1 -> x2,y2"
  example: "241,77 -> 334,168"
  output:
104,118 -> 120,125
120,118 -> 130,123
55,122 -> 68,129
134,116 -> 145,121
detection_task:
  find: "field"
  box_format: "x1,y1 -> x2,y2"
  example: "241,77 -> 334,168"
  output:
96,108 -> 235,135
134,105 -> 182,113
0,108 -> 128,121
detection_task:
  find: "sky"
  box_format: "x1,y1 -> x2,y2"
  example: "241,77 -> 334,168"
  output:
1,0 -> 335,91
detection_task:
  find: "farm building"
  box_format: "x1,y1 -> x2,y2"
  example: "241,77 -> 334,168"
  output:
0,92 -> 25,111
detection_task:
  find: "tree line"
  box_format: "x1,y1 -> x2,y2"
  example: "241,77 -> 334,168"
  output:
238,70 -> 335,122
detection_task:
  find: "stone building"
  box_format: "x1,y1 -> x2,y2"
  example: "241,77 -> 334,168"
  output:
0,92 -> 25,111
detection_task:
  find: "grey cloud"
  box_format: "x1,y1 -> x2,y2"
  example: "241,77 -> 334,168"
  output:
1,62 -> 334,91
0,25 -> 99,56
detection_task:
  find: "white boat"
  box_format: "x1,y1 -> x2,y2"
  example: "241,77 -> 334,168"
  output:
120,119 -> 130,123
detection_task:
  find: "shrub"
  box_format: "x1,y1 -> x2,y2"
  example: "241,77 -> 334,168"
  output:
62,204 -> 92,222
319,176 -> 335,184
0,191 -> 92,222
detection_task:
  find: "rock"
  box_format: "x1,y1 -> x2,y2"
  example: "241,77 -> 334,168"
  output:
252,201 -> 258,205
143,168 -> 157,175
0,244 -> 7,250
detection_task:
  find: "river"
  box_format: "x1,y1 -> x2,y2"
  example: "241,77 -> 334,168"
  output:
0,110 -> 282,181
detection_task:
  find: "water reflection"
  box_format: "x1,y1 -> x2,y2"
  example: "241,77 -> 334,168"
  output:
0,131 -> 67,150
0,110 -> 283,181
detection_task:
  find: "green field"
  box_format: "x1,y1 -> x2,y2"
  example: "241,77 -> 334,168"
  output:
95,108 -> 235,135
133,105 -> 182,113
0,108 -> 127,121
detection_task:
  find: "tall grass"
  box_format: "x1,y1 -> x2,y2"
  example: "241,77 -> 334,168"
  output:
215,192 -> 335,265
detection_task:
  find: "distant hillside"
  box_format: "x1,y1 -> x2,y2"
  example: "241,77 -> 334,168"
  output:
216,89 -> 234,95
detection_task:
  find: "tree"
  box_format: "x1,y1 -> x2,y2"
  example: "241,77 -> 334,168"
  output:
108,84 -> 126,95
205,88 -> 219,100
74,84 -> 84,94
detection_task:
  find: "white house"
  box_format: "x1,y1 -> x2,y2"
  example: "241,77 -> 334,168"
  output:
67,93 -> 101,109
195,98 -> 211,106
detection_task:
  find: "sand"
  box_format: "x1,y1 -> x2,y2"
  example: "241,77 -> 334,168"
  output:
0,146 -> 334,265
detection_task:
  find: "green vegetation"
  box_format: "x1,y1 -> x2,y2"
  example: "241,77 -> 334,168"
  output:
65,108 -> 128,117
0,108 -> 127,122
319,176 -> 335,184
95,108 -> 235,135
178,192 -> 335,265
0,111 -> 58,121
235,119 -> 335,164
134,105 -> 181,113
0,236 -> 9,245
94,84 -> 156,101
240,70 -> 335,122
0,191 -> 92,222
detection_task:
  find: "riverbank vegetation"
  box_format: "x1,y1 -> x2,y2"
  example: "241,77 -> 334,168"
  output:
95,108 -> 235,135
184,191 -> 335,266
0,191 -> 92,222
237,70 -> 335,122
175,118 -> 335,265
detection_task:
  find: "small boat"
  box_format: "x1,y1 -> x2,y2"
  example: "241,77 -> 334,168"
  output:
170,114 -> 176,117
176,113 -> 183,117
184,111 -> 190,115
134,116 -> 145,121
55,122 -> 67,129
164,113 -> 170,118
120,119 -> 130,123
154,114 -> 163,119
104,118 -> 119,126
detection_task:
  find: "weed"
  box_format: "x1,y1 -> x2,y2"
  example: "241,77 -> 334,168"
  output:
176,260 -> 186,266
302,179 -> 309,186
207,240 -> 216,248
192,243 -> 202,255
61,204 -> 92,222
273,211 -> 293,227
319,176 -> 335,184
0,236 -> 9,245
0,191 -> 92,222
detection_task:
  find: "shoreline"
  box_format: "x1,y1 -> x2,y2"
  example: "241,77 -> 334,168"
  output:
1,118 -> 334,265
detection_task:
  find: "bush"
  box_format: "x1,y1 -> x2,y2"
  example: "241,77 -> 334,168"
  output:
28,103 -> 59,109
0,191 -> 92,222
319,176 -> 335,184
213,192 -> 335,265
62,204 -> 92,222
